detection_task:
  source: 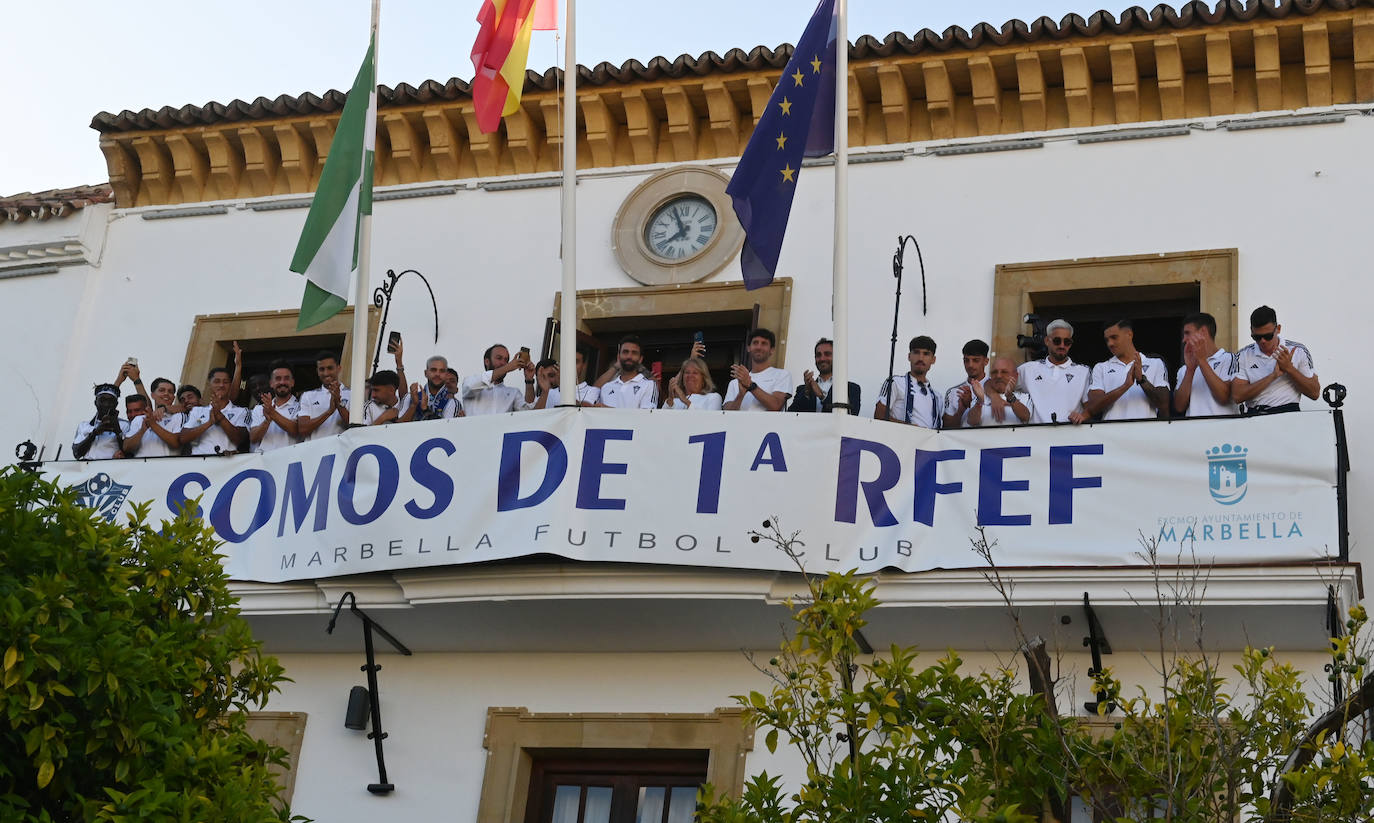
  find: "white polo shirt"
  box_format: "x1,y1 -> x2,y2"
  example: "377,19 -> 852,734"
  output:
299,386 -> 352,440
942,379 -> 980,427
877,373 -> 942,428
1175,348 -> 1238,417
249,397 -> 301,452
1089,355 -> 1169,421
73,417 -> 133,460
460,371 -> 530,415
125,413 -> 182,458
1017,358 -> 1090,424
546,382 -> 601,407
666,392 -> 724,411
970,387 -> 1034,426
724,367 -> 793,412
362,393 -> 412,425
184,403 -> 249,455
600,372 -> 659,409
1234,337 -> 1316,408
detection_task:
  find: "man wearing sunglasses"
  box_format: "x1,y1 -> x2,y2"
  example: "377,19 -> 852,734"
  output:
1017,319 -> 1090,424
1232,305 -> 1319,414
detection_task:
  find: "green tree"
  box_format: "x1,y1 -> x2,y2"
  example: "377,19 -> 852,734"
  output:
0,467 -> 301,822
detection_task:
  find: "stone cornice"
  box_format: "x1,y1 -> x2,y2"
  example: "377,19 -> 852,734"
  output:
95,1 -> 1374,208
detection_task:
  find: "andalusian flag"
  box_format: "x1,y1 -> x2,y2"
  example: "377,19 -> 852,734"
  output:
471,0 -> 538,134
290,35 -> 377,331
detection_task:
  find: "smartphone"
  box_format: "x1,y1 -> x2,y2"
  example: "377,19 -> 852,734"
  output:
387,330 -> 401,353
126,357 -> 138,366
692,331 -> 704,345
519,346 -> 531,361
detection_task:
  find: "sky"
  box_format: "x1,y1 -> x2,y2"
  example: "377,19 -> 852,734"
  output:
1,0 -> 1148,195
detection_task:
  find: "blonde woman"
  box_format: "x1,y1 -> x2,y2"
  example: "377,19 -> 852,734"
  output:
664,356 -> 722,411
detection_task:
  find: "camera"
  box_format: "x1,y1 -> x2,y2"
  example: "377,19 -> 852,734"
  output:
1017,313 -> 1048,358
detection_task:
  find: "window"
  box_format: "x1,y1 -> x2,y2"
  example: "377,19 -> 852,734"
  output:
526,751 -> 707,823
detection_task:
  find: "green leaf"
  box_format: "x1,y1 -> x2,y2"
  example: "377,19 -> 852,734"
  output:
766,729 -> 778,754
36,759 -> 54,788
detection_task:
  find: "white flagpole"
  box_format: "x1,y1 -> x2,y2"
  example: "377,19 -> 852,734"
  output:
557,0 -> 578,405
348,0 -> 381,413
830,0 -> 850,415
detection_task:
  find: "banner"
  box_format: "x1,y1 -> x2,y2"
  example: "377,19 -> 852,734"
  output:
45,410 -> 1341,583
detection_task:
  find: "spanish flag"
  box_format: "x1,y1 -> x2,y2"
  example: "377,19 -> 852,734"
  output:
471,0 -> 538,134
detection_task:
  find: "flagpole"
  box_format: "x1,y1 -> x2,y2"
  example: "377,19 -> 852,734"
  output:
348,0 -> 381,413
830,0 -> 850,414
556,0 -> 577,405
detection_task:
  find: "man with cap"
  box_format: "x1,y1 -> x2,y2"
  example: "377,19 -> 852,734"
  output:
72,383 -> 130,460
942,339 -> 990,428
875,335 -> 941,428
1017,319 -> 1090,424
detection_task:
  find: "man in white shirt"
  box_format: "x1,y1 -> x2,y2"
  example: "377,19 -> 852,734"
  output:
362,370 -> 417,425
413,355 -> 461,420
72,384 -> 130,460
1017,319 -> 1090,425
875,335 -> 941,428
967,357 -> 1033,426
1232,304 -> 1320,414
297,351 -> 352,440
597,335 -> 660,409
942,339 -> 989,428
724,328 -> 792,412
461,344 -> 534,415
249,363 -> 301,452
539,351 -> 600,408
180,367 -> 249,455
1085,319 -> 1170,421
1172,312 -> 1237,418
789,338 -> 861,414
123,393 -> 182,458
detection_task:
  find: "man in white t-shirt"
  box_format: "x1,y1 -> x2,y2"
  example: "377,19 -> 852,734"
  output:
538,351 -> 600,408
297,351 -> 352,440
1017,319 -> 1090,425
967,356 -> 1032,426
1172,312 -> 1237,418
249,363 -> 301,452
875,335 -> 942,428
123,393 -> 182,458
1231,305 -> 1320,414
942,339 -> 989,428
180,367 -> 249,455
72,383 -> 131,460
1085,319 -> 1170,421
361,369 -> 417,425
596,335 -> 660,409
724,328 -> 792,412
461,344 -> 535,415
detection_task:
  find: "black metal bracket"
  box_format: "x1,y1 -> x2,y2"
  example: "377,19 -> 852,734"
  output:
13,440 -> 41,472
326,591 -> 413,795
883,235 -> 927,415
1325,585 -> 1345,705
1324,384 -> 1350,561
1081,592 -> 1117,715
370,268 -> 441,378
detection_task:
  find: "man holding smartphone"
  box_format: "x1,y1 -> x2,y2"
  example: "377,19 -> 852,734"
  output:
461,344 -> 534,415
72,384 -> 130,460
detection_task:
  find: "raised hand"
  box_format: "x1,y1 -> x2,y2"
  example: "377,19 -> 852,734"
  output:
690,340 -> 706,359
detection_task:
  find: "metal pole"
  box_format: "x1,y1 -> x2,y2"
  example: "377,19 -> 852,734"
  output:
348,0 -> 381,410
556,0 -> 578,406
829,0 -> 849,415
360,621 -> 393,793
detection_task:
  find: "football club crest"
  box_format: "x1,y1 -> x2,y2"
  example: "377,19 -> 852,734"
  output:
71,472 -> 132,523
1206,444 -> 1248,505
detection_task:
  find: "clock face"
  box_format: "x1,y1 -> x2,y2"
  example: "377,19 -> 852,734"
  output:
644,196 -> 718,262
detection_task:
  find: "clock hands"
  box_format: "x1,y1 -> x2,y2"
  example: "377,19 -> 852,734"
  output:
670,209 -> 689,243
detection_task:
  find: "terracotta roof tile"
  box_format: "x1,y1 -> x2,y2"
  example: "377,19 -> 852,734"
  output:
88,0 -> 1374,134
0,184 -> 113,224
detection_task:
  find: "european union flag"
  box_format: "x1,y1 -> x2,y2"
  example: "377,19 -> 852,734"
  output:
727,0 -> 837,290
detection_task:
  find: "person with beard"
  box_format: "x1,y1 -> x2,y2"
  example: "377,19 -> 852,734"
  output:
1085,319 -> 1170,421
248,362 -> 301,452
966,356 -> 1033,427
123,390 -> 182,458
787,338 -> 860,414
414,355 -> 461,420
72,383 -> 130,460
597,335 -> 659,409
875,336 -> 941,428
941,339 -> 989,429
723,328 -> 792,412
1017,319 -> 1090,425
179,367 -> 249,455
461,344 -> 535,415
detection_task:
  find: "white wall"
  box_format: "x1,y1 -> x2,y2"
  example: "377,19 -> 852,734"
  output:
271,646 -> 1332,821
